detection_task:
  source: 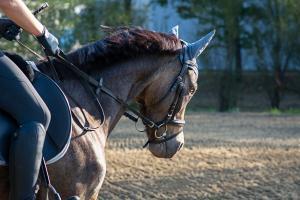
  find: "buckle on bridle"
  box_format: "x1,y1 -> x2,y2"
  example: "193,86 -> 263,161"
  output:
148,121 -> 155,128
154,128 -> 167,139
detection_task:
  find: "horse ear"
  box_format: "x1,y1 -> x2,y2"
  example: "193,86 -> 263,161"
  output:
187,30 -> 216,59
169,25 -> 179,38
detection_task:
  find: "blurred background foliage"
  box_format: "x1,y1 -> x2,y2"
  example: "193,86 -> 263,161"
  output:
0,0 -> 299,111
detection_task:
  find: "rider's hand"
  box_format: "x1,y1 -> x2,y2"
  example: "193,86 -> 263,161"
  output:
0,18 -> 22,41
36,26 -> 60,57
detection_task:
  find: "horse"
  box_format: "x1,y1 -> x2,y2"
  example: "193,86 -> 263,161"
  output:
0,26 -> 214,199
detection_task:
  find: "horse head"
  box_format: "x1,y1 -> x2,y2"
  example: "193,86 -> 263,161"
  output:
60,26 -> 214,159
138,27 -> 215,158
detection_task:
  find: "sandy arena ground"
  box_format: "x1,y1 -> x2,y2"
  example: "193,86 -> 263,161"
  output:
100,112 -> 300,199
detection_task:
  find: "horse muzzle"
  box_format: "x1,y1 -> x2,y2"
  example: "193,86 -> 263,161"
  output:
148,131 -> 184,158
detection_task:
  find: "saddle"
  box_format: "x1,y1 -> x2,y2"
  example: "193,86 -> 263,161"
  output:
0,68 -> 72,166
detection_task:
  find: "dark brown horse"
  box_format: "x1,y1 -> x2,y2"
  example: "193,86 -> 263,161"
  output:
0,26 -> 214,199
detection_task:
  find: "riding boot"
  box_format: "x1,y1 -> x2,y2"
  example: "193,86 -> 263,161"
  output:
9,122 -> 46,200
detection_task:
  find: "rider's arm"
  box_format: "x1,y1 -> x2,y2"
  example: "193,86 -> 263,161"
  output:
0,0 -> 44,36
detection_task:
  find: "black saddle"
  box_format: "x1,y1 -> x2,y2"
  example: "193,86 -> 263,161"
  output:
0,70 -> 72,166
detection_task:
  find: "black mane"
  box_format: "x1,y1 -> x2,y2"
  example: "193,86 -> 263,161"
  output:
66,27 -> 182,69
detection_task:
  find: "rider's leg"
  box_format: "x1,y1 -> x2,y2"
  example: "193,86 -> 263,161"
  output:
9,122 -> 46,200
0,51 -> 51,200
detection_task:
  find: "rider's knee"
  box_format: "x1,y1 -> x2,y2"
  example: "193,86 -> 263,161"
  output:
34,99 -> 51,130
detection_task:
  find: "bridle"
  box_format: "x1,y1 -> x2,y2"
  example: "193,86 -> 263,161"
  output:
133,48 -> 198,147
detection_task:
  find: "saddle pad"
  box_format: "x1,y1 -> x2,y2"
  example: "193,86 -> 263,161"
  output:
0,71 -> 72,165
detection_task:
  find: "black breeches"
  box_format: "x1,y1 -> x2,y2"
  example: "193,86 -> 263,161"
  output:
0,51 -> 51,129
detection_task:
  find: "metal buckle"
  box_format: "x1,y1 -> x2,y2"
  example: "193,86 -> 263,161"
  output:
148,121 -> 155,128
154,125 -> 168,139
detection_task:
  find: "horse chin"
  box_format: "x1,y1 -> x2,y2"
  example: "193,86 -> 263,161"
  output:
148,131 -> 184,158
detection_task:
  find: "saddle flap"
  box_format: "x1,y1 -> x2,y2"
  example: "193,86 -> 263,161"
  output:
33,71 -> 72,164
0,71 -> 72,165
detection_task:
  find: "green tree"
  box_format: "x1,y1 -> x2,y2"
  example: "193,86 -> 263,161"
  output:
160,0 -> 300,110
251,0 -> 300,109
73,0 -> 146,47
0,0 -> 147,59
